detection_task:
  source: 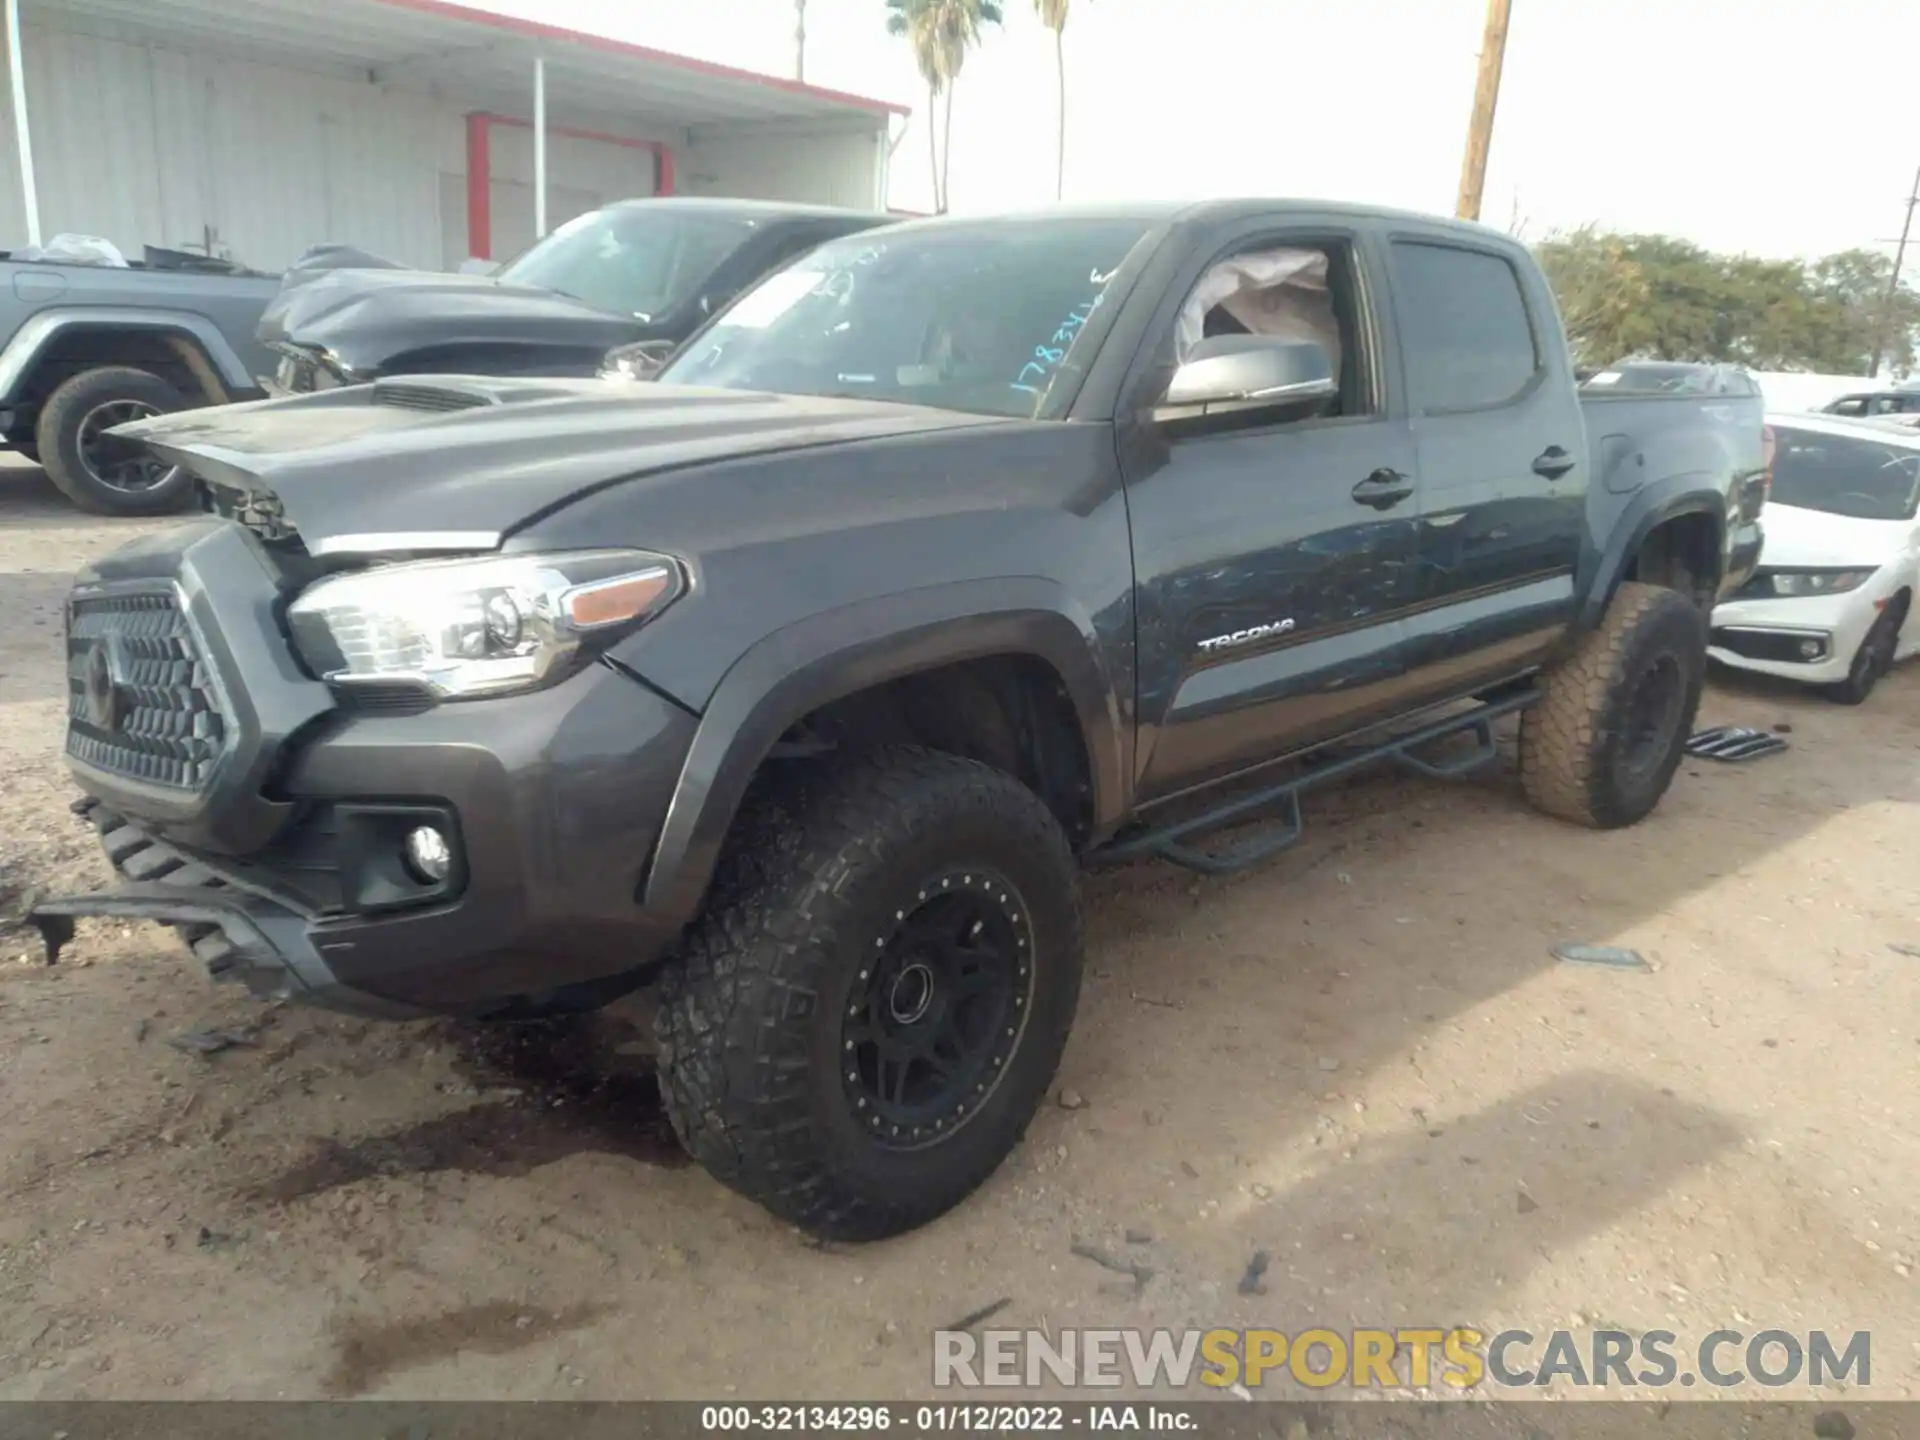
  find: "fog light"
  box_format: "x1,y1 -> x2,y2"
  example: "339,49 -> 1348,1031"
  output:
1799,639 -> 1823,659
403,825 -> 452,884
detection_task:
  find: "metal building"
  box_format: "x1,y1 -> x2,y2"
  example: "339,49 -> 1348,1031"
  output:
0,0 -> 905,273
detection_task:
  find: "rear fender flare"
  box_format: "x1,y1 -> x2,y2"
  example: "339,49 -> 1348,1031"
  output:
0,308 -> 255,405
1578,476 -> 1727,630
639,579 -> 1127,931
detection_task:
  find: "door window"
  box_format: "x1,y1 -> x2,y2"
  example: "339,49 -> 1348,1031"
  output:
1389,241 -> 1539,413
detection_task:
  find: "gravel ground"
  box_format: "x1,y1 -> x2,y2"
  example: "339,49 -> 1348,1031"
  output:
3,456 -> 1918,1413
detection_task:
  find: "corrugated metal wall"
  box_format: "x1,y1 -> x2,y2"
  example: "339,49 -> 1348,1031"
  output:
478,125 -> 659,269
0,20 -> 453,269
683,125 -> 884,210
0,18 -> 883,273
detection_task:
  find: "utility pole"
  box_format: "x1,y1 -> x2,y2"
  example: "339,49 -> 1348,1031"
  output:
794,0 -> 807,82
1455,0 -> 1513,223
1866,164 -> 1920,380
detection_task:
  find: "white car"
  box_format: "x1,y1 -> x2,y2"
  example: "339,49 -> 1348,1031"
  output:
1708,412 -> 1920,704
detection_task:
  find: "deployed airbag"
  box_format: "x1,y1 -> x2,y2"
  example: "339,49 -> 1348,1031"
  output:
1176,248 -> 1342,378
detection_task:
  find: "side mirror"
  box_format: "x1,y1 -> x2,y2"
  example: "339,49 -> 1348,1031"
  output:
1157,335 -> 1337,424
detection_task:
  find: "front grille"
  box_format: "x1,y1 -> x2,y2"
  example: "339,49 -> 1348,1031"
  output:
67,590 -> 229,789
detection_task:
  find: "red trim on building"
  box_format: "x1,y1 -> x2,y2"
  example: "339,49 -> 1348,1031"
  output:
465,111 -> 492,259
371,0 -> 908,116
463,112 -> 678,260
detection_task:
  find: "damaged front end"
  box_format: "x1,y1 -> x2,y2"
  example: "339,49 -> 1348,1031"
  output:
31,800 -> 432,1019
26,411 -> 699,1019
23,510 -> 429,1014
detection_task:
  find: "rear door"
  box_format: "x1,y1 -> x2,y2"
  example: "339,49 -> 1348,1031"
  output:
1385,232 -> 1587,692
1119,217 -> 1425,802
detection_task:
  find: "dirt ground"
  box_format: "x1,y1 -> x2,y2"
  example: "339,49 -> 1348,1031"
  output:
3,455 -> 1919,1409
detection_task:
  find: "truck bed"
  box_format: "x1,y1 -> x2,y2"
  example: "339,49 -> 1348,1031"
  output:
1580,387 -> 1770,602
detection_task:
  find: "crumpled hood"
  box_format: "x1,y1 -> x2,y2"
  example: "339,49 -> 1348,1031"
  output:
1757,502 -> 1914,569
258,268 -> 653,375
106,376 -> 1006,555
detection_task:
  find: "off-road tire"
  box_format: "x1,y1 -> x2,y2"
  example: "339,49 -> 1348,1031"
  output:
36,366 -> 192,516
1520,581 -> 1707,829
1826,601 -> 1904,706
655,747 -> 1083,1241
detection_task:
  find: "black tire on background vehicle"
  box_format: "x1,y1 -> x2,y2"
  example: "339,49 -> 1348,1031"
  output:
35,366 -> 193,516
656,747 -> 1084,1241
1825,600 -> 1905,706
1520,581 -> 1707,830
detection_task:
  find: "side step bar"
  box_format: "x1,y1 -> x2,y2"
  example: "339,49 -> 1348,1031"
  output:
1091,688 -> 1539,877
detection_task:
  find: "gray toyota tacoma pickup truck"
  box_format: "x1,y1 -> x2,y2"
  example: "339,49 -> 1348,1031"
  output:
32,201 -> 1767,1240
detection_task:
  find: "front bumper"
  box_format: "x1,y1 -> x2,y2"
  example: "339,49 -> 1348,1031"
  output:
31,520 -> 700,1017
1708,588 -> 1878,685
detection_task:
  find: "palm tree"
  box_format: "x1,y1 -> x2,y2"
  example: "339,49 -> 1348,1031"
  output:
886,0 -> 1003,212
934,0 -> 1003,210
885,0 -> 946,209
1032,0 -> 1077,200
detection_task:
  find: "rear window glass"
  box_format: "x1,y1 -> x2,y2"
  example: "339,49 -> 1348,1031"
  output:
1389,241 -> 1538,411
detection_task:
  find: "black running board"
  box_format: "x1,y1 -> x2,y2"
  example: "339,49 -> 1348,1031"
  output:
1091,689 -> 1539,877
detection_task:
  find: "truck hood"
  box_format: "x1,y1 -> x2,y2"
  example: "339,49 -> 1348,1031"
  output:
1756,502 -> 1915,568
258,268 -> 653,376
107,376 -> 1006,556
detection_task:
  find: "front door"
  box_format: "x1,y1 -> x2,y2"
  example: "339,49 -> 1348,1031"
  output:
1122,227 -> 1424,803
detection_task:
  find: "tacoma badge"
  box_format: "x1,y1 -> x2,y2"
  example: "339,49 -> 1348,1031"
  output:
1197,619 -> 1297,653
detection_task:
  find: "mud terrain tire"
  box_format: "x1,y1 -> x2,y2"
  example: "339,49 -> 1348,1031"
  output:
1521,581 -> 1706,829
656,747 -> 1083,1241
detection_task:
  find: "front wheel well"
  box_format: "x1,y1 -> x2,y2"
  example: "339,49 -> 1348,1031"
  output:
761,655 -> 1097,848
11,327 -> 227,421
1626,510 -> 1721,609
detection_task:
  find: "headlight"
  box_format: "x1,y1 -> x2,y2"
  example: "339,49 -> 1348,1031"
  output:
273,348 -> 347,393
286,550 -> 682,701
1758,568 -> 1875,597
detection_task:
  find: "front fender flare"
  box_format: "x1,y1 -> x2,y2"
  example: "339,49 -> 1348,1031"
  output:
1577,474 -> 1728,631
639,579 -> 1127,932
0,308 -> 257,405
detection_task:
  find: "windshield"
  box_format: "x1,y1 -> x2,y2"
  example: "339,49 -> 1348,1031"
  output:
657,219 -> 1154,419
496,208 -> 751,319
1769,426 -> 1920,521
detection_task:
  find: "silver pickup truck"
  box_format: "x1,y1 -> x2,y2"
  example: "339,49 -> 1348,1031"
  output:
0,248 -> 280,514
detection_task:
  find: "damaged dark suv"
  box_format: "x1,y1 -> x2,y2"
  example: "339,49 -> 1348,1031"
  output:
34,202 -> 1766,1240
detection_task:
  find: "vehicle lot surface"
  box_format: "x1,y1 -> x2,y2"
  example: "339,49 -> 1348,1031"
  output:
3,456 -> 1919,1406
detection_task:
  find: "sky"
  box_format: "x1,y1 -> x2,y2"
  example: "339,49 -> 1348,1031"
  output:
475,0 -> 1919,264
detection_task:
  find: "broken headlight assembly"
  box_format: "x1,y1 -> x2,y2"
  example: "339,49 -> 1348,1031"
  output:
286,550 -> 683,701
